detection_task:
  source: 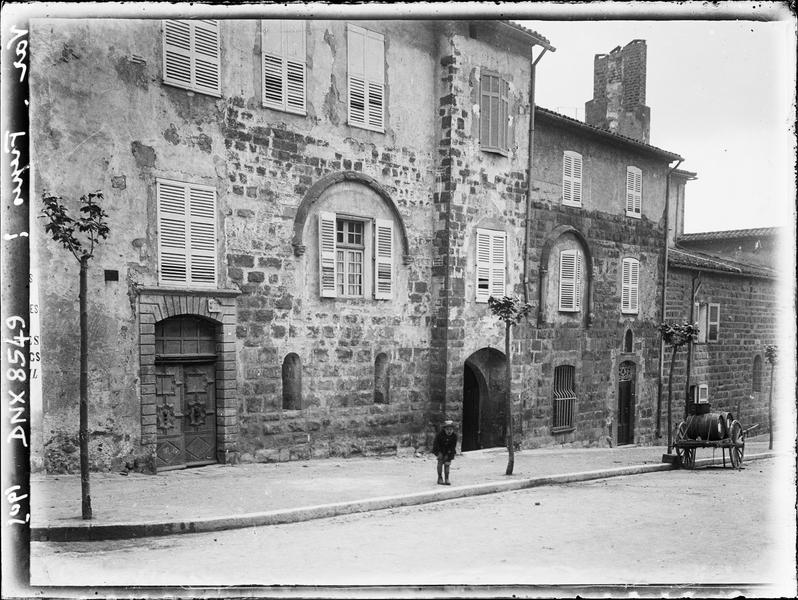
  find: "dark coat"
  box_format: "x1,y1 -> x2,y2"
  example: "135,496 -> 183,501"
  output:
432,429 -> 458,461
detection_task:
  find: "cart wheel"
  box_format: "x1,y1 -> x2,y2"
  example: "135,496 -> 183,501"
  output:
675,421 -> 687,442
729,420 -> 744,469
682,447 -> 696,469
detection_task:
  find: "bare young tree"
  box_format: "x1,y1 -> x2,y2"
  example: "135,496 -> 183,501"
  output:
488,295 -> 532,476
765,344 -> 777,450
41,190 -> 110,520
659,321 -> 699,453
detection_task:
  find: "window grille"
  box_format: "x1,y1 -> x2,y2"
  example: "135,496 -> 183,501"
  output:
552,365 -> 576,432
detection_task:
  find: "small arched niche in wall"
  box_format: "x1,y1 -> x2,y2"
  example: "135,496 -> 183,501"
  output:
623,329 -> 634,353
282,353 -> 303,410
374,352 -> 390,404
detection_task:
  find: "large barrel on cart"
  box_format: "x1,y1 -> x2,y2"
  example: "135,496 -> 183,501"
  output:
674,402 -> 746,469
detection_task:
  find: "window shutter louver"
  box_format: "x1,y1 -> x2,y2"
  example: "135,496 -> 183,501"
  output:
563,151 -> 582,206
374,218 -> 394,300
157,180 -> 217,287
626,166 -> 642,217
475,229 -> 492,303
347,24 -> 384,132
574,252 -> 583,311
559,250 -> 578,311
163,20 -> 220,97
262,20 -> 306,115
319,211 -> 337,298
622,258 -> 639,314
490,231 -> 506,298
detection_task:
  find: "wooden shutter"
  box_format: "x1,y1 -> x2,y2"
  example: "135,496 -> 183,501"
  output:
559,249 -> 582,312
374,218 -> 393,300
157,180 -> 217,287
347,24 -> 384,132
163,20 -> 220,96
318,211 -> 337,298
708,303 -> 720,342
626,166 -> 642,217
490,231 -> 506,298
475,229 -> 492,303
563,151 -> 582,206
622,258 -> 639,314
479,74 -> 509,153
262,20 -> 306,114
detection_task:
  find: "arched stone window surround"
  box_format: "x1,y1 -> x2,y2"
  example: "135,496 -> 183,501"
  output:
282,353 -> 303,410
623,329 -> 634,353
291,171 -> 411,264
136,286 -> 240,471
537,224 -> 594,327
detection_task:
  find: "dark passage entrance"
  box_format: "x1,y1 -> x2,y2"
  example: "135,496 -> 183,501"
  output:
461,364 -> 480,451
461,349 -> 507,451
617,361 -> 636,445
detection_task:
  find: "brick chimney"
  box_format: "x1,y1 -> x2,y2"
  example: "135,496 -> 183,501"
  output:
585,39 -> 650,143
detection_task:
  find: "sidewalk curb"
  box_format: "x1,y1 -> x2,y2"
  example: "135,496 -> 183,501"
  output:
32,452 -> 777,543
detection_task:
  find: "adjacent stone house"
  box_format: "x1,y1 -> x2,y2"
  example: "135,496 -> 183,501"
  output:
30,19 -> 689,473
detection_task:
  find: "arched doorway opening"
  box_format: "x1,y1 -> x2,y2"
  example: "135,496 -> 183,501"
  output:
617,361 -> 636,445
155,316 -> 219,470
462,348 -> 508,451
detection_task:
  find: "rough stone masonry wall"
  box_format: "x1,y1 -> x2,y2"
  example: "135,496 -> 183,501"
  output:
221,20 -> 441,461
430,24 -> 533,433
521,118 -> 669,448
663,269 -> 781,436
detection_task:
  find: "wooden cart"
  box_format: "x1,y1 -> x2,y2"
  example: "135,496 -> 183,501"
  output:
673,411 -> 750,469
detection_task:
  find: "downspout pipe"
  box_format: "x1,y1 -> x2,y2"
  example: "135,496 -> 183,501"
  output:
523,45 -> 551,304
656,158 -> 683,440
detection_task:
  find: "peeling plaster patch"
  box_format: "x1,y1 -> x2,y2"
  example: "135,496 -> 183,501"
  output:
60,43 -> 80,63
196,133 -> 212,153
323,29 -> 336,55
131,141 -> 156,168
111,175 -> 126,189
163,123 -> 180,145
114,55 -> 148,90
324,74 -> 340,126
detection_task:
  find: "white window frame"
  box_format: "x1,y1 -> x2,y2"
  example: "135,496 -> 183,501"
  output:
563,151 -> 583,207
475,228 -> 507,303
694,302 -> 720,344
621,258 -> 640,314
626,166 -> 642,218
318,212 -> 394,300
558,249 -> 583,312
347,24 -> 385,133
261,20 -> 307,115
162,20 -> 221,97
479,72 -> 510,155
156,179 -> 218,288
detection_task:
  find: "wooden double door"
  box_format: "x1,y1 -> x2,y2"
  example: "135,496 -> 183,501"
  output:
155,362 -> 217,469
617,361 -> 636,446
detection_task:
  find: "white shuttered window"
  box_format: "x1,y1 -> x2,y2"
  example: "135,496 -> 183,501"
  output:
347,24 -> 385,133
318,212 -> 394,300
621,258 -> 640,314
563,151 -> 583,207
558,249 -> 583,312
475,229 -> 507,303
626,166 -> 642,217
157,179 -> 218,288
262,20 -> 307,115
163,20 -> 221,97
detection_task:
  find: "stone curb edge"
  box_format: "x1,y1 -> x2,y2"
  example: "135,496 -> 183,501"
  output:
32,452 -> 777,542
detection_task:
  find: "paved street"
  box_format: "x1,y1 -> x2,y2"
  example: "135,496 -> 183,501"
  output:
31,458 -> 794,595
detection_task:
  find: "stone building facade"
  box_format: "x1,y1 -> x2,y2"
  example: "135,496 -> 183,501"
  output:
30,18 -> 689,473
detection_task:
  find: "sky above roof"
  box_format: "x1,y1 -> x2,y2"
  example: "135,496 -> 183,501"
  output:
517,5 -> 795,234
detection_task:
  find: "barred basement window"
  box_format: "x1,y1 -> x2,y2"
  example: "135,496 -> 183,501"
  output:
552,365 -> 576,433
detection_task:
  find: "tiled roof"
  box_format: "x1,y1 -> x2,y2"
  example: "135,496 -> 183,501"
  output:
535,106 -> 683,161
501,20 -> 555,50
668,247 -> 777,278
679,227 -> 783,242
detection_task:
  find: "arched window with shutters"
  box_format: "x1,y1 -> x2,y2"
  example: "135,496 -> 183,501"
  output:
374,352 -> 390,404
282,353 -> 303,410
752,355 -> 763,392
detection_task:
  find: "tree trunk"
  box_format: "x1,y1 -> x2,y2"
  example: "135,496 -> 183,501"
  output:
768,365 -> 774,450
79,257 -> 92,520
505,322 -> 514,476
666,346 -> 678,453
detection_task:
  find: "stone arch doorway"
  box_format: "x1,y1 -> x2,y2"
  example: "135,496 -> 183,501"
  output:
462,348 -> 508,451
155,315 -> 219,470
617,360 -> 636,445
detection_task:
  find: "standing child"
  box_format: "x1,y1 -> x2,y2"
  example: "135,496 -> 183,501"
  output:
432,419 -> 458,485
